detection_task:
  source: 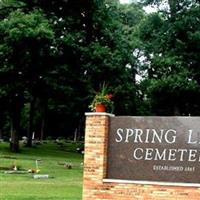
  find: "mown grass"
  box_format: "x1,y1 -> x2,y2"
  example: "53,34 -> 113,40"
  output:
0,141 -> 83,200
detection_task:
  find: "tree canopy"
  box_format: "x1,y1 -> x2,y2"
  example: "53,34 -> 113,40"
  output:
0,0 -> 199,151
138,0 -> 200,115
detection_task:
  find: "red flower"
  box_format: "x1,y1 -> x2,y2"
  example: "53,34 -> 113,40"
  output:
105,93 -> 113,99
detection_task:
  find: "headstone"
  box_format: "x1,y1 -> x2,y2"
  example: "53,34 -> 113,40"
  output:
33,174 -> 49,179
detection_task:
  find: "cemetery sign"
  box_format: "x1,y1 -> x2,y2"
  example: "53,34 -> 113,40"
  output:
107,117 -> 200,185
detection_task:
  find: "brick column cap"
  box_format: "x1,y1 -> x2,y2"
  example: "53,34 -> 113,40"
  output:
85,112 -> 115,117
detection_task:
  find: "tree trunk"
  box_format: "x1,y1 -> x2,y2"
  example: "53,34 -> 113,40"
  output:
74,117 -> 84,142
26,97 -> 36,147
40,98 -> 48,140
10,129 -> 19,152
10,110 -> 20,152
40,117 -> 45,140
9,94 -> 23,152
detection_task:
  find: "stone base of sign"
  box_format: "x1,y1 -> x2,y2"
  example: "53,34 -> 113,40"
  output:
82,113 -> 200,200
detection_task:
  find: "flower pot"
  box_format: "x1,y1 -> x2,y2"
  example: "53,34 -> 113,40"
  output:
95,104 -> 106,112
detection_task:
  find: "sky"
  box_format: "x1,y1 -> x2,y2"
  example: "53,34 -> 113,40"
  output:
119,0 -> 158,13
119,0 -> 131,3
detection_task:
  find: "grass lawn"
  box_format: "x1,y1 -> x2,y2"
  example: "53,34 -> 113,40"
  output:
0,141 -> 83,200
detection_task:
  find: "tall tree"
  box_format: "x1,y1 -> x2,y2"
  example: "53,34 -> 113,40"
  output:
138,0 -> 200,115
0,0 -> 146,149
0,8 -> 54,151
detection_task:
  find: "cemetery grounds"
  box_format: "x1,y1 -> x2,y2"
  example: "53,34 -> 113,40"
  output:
0,141 -> 83,200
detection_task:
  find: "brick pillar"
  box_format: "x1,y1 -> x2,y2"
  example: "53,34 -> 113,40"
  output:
82,113 -> 114,200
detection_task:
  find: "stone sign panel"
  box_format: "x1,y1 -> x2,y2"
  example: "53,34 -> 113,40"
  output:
107,117 -> 200,185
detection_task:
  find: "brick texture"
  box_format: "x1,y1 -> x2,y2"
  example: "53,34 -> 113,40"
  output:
82,113 -> 200,200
